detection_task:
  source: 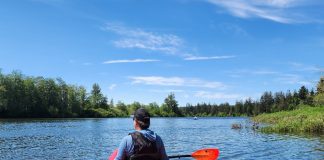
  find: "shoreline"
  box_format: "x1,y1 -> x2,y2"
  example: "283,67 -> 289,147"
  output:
252,105 -> 324,134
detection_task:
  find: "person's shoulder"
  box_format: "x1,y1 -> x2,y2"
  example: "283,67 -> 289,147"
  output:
152,130 -> 161,138
154,133 -> 163,142
119,134 -> 133,148
122,134 -> 132,140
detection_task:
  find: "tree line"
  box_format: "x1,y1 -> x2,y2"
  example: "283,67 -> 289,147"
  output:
0,70 -> 181,118
0,70 -> 323,118
181,78 -> 324,116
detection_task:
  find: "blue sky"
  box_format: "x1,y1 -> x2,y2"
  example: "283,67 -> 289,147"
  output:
1,0 -> 323,106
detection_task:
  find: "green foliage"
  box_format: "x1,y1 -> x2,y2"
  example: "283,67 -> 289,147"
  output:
317,77 -> 324,94
0,69 -> 180,118
89,83 -> 108,109
128,101 -> 142,114
0,71 -> 111,118
253,105 -> 324,134
298,86 -> 308,101
146,102 -> 161,116
1,69 -> 323,120
314,77 -> 324,106
84,108 -> 116,118
260,92 -> 274,113
163,93 -> 182,116
116,101 -> 128,115
314,93 -> 324,106
0,84 -> 7,112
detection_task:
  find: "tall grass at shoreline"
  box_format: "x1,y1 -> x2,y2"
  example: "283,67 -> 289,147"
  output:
252,105 -> 324,134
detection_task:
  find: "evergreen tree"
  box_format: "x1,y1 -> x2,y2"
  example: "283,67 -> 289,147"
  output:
260,92 -> 274,113
244,98 -> 254,116
273,92 -> 286,112
314,77 -> 324,105
234,101 -> 244,116
0,70 -> 7,114
89,83 -> 107,109
317,77 -> 324,94
298,86 -> 309,102
164,93 -> 181,116
1,69 -> 322,118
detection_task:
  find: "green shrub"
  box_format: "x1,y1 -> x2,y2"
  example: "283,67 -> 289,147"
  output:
253,105 -> 324,134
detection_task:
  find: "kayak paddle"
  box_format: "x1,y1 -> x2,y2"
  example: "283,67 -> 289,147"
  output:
109,148 -> 219,160
108,149 -> 118,160
168,148 -> 219,160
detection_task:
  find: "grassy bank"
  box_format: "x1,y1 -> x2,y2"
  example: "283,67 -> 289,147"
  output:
252,105 -> 324,134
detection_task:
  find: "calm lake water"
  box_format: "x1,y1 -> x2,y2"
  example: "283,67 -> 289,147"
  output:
0,117 -> 323,160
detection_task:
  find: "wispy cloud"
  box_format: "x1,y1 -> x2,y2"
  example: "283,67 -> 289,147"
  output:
275,74 -> 312,86
227,69 -> 280,79
103,23 -> 237,60
129,76 -> 226,89
109,84 -> 117,90
217,23 -> 250,37
288,62 -> 323,72
194,91 -> 241,99
252,70 -> 279,75
31,0 -> 65,5
82,62 -> 92,66
184,55 -> 235,61
103,59 -> 160,64
206,0 -> 318,24
228,69 -> 280,76
103,23 -> 187,56
149,89 -> 184,93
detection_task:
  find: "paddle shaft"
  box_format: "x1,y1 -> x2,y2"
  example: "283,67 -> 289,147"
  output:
168,155 -> 191,159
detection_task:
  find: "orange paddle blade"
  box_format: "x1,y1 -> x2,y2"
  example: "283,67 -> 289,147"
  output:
108,149 -> 118,160
191,148 -> 219,160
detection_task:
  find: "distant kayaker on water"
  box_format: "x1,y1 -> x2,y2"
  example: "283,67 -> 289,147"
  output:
114,108 -> 168,160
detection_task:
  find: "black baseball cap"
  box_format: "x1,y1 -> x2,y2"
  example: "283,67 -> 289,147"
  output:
134,108 -> 150,122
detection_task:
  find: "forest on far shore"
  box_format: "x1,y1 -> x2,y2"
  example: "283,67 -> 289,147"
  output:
0,70 -> 323,118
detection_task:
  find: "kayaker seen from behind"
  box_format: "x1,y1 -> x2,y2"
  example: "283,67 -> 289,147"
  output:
114,108 -> 168,160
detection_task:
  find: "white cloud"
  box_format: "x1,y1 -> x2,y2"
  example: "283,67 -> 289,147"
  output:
103,23 -> 239,59
83,62 -> 92,66
262,0 -> 297,7
149,89 -> 184,93
31,0 -> 65,5
183,94 -> 190,99
206,0 -> 314,24
195,91 -> 241,99
288,62 -> 323,72
109,84 -> 117,90
217,23 -> 249,37
129,76 -> 226,89
103,59 -> 160,64
103,23 -> 186,55
228,69 -> 280,76
184,55 -> 235,61
252,70 -> 279,75
275,74 -> 312,86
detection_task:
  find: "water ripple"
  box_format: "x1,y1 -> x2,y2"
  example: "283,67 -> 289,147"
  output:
0,118 -> 323,160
